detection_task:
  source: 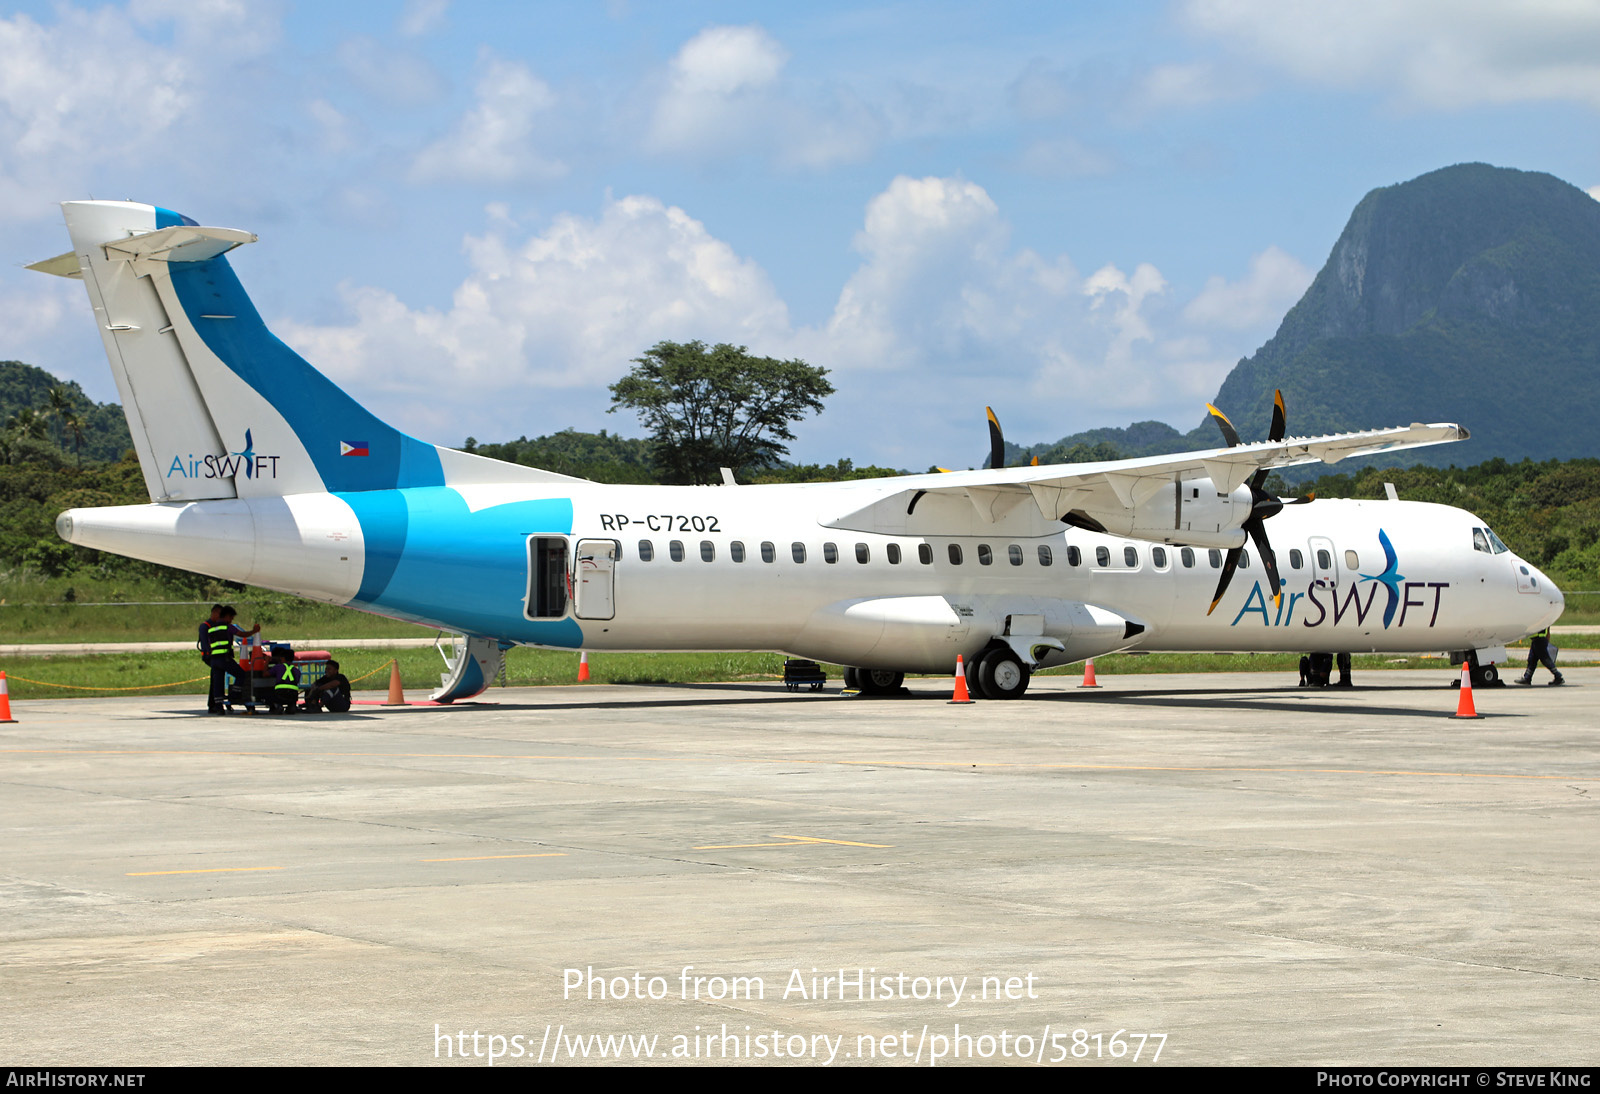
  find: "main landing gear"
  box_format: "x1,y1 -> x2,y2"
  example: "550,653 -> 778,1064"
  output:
842,667 -> 907,696
966,646 -> 1030,700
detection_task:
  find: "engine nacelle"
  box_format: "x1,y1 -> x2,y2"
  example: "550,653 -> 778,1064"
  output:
1072,478 -> 1251,550
788,594 -> 1146,673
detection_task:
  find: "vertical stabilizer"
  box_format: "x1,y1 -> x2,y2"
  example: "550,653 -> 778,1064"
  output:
60,201 -> 238,501
45,200 -> 581,498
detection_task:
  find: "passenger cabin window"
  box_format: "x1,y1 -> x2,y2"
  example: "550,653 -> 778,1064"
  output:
855,543 -> 870,564
638,539 -> 654,562
1208,548 -> 1222,569
1095,546 -> 1110,567
1066,546 -> 1080,566
977,544 -> 993,566
1123,546 -> 1138,567
948,544 -> 964,565
1152,547 -> 1167,568
1316,549 -> 1332,569
529,538 -> 568,618
700,541 -> 715,562
1344,550 -> 1359,569
1181,547 -> 1194,568
1039,545 -> 1054,566
730,541 -> 745,563
761,541 -> 775,563
669,540 -> 684,562
823,542 -> 838,564
918,544 -> 933,565
887,544 -> 902,565
1240,550 -> 1250,569
792,542 -> 806,563
1289,549 -> 1303,569
1009,544 -> 1024,566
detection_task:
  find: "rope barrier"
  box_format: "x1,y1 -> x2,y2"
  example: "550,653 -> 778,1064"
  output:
6,674 -> 209,691
6,658 -> 402,694
346,659 -> 398,684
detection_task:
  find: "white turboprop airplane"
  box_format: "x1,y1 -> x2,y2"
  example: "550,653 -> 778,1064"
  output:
32,201 -> 1565,701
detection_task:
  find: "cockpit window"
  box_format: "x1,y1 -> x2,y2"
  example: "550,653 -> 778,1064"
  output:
1472,528 -> 1491,554
1485,528 -> 1510,554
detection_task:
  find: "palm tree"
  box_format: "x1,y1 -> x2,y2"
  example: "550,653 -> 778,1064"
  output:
6,407 -> 48,441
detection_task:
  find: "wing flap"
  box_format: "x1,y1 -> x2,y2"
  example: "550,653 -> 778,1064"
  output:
825,422 -> 1467,535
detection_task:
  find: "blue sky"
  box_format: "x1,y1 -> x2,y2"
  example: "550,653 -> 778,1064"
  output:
4,0 -> 1598,468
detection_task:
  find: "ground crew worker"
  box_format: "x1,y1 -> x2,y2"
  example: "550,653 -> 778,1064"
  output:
1518,628 -> 1564,686
268,648 -> 301,714
303,660 -> 352,713
205,606 -> 260,714
197,604 -> 223,665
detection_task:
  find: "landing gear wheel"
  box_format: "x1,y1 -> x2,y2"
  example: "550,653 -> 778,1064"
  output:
858,669 -> 905,696
978,648 -> 1030,700
842,667 -> 862,691
965,653 -> 990,699
1474,662 -> 1500,688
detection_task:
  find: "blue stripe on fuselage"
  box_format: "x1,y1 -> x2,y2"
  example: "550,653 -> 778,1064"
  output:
340,488 -> 581,647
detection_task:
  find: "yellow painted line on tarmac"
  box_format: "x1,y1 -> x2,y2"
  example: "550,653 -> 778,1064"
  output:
126,866 -> 285,876
695,834 -> 893,850
421,852 -> 568,862
6,748 -> 1596,782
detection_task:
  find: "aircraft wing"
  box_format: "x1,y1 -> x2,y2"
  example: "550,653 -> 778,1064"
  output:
826,421 -> 1468,531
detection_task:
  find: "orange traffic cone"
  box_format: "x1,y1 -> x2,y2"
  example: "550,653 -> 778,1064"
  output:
949,654 -> 974,704
0,671 -> 16,724
1081,658 -> 1101,688
1453,662 -> 1479,719
385,659 -> 406,705
578,651 -> 590,683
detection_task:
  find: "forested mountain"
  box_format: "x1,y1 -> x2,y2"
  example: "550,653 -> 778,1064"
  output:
0,361 -> 132,464
1030,164 -> 1600,468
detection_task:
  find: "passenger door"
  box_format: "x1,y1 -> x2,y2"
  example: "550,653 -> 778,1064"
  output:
575,539 -> 618,620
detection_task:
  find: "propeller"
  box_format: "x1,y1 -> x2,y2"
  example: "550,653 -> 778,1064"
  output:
1205,390 -> 1312,616
982,407 -> 1038,469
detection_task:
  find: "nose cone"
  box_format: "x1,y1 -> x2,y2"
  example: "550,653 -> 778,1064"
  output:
1524,560 -> 1565,632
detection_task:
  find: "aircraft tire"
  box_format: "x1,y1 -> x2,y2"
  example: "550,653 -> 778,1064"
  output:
858,669 -> 905,695
965,652 -> 991,699
842,666 -> 862,691
978,648 -> 1030,700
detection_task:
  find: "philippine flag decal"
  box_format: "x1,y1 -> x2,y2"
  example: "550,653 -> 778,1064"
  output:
340,441 -> 369,457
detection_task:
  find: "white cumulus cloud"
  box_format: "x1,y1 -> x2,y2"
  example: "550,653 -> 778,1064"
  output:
1181,0 -> 1600,110
277,177 -> 1302,464
646,24 -> 882,169
411,57 -> 565,184
1183,246 -> 1313,331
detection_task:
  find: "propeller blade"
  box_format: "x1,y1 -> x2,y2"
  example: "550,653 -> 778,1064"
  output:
1207,547 -> 1242,616
1245,517 -> 1283,602
1268,389 -> 1286,443
1206,403 -> 1240,448
986,406 -> 1005,470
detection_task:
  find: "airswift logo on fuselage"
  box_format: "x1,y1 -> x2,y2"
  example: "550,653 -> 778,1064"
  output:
1229,529 -> 1449,630
166,429 -> 280,481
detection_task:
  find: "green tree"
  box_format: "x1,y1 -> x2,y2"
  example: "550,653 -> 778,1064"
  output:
608,341 -> 834,484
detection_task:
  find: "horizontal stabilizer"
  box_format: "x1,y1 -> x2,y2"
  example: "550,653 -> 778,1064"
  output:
103,224 -> 257,264
25,251 -> 82,278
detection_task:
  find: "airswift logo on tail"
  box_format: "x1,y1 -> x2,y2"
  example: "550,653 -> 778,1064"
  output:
165,429 -> 280,481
